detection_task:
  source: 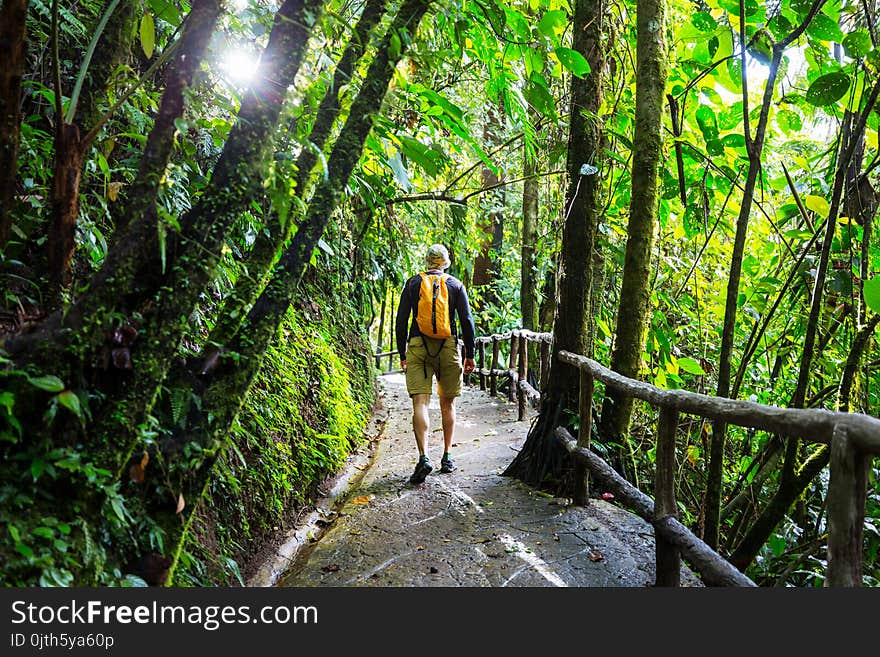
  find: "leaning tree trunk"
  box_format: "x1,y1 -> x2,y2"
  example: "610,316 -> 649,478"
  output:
93,0 -> 323,462
702,3 -> 826,547
162,0 -> 434,584
0,0 -> 28,248
598,0 -> 667,490
503,0 -> 605,491
208,0 -> 387,346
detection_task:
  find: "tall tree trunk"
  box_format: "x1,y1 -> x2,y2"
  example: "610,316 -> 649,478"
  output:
599,0 -> 667,489
0,0 -> 28,249
163,0 -> 434,582
471,102 -> 505,311
47,123 -> 84,302
504,0 -> 605,490
77,0 -> 139,133
208,0 -> 387,346
521,136 -> 539,331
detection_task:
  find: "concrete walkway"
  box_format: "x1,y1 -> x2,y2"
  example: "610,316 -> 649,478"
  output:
279,374 -> 700,587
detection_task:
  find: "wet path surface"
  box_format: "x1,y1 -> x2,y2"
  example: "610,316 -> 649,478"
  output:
280,375 -> 700,587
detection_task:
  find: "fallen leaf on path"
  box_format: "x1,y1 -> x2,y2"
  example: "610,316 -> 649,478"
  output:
416,545 -> 425,551
349,530 -> 361,535
351,495 -> 374,505
553,534 -> 560,541
355,464 -> 368,470
588,550 -> 604,562
322,564 -> 340,573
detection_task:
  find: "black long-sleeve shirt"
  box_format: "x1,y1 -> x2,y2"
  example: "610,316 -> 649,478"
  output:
395,270 -> 476,360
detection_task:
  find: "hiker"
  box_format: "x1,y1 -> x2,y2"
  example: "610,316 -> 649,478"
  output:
395,244 -> 476,484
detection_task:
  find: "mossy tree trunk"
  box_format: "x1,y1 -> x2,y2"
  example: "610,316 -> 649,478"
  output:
46,0 -> 140,304
73,0 -> 224,326
162,0 -> 434,582
208,0 -> 388,347
503,0 -> 605,491
0,0 -> 28,249
521,129 -> 539,332
599,0 -> 667,489
93,0 -> 323,459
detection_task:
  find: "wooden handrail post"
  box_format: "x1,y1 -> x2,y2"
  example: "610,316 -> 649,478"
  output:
573,368 -> 594,505
508,331 -> 519,402
517,332 -> 528,420
387,310 -> 394,373
654,407 -> 680,587
539,339 -> 550,395
490,336 -> 500,398
826,425 -> 867,587
478,341 -> 486,390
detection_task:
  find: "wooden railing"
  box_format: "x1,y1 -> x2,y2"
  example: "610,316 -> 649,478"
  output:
374,328 -> 880,586
474,329 -> 552,420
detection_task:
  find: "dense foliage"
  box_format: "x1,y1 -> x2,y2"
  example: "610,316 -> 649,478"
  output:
0,0 -> 878,586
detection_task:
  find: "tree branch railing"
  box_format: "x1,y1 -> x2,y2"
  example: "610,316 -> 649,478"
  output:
374,326 -> 879,587
473,329 -> 552,420
556,350 -> 880,588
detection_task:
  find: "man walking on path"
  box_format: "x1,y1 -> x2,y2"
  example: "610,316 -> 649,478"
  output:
396,244 -> 476,484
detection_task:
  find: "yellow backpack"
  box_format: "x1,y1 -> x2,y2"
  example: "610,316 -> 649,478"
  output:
416,272 -> 452,339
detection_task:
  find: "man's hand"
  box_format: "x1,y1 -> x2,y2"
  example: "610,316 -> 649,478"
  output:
401,359 -> 407,372
463,358 -> 475,374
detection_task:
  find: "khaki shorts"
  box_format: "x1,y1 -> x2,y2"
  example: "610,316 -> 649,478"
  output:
404,336 -> 462,398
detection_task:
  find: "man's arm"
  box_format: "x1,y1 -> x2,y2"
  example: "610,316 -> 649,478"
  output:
395,279 -> 412,362
456,284 -> 476,359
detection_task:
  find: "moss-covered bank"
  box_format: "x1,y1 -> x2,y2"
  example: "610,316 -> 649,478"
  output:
174,304 -> 375,585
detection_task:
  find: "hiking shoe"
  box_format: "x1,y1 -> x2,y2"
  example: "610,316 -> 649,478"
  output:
440,456 -> 455,474
409,456 -> 433,484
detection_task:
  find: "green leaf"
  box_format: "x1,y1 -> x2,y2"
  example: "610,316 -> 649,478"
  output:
842,30 -> 872,59
677,357 -> 706,375
804,195 -> 830,216
691,11 -> 717,32
8,524 -> 20,542
32,526 -> 54,539
148,0 -> 180,24
555,47 -> 590,77
537,9 -> 566,38
805,71 -> 850,106
864,275 -> 880,314
31,458 -> 45,481
140,13 -> 156,59
806,14 -> 843,42
27,375 -> 65,392
57,391 -> 82,418
15,542 -> 34,559
776,109 -> 802,133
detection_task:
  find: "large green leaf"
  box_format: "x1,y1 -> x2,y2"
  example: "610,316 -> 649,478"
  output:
805,71 -> 850,106
537,9 -> 566,38
842,30 -> 872,58
555,47 -> 590,78
776,109 -> 802,133
864,275 -> 880,314
140,13 -> 155,59
27,375 -> 65,392
806,14 -> 843,42
678,357 -> 706,375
